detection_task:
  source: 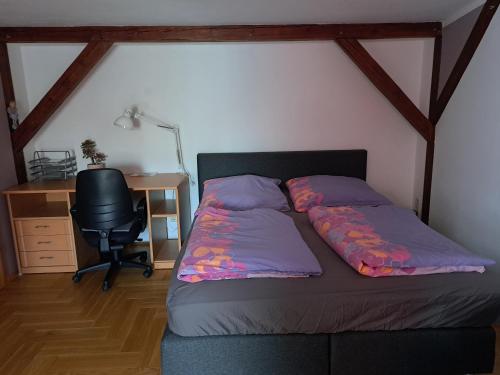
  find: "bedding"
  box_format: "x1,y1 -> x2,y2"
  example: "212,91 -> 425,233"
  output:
197,174 -> 289,214
178,207 -> 321,282
167,211 -> 500,337
286,175 -> 391,212
308,205 -> 494,277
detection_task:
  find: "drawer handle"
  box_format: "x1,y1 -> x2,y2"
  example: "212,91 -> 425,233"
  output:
35,225 -> 50,229
39,256 -> 54,260
37,241 -> 52,245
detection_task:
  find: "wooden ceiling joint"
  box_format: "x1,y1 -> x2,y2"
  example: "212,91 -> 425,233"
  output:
336,38 -> 435,142
434,0 -> 499,123
421,0 -> 498,222
1,7 -> 496,225
11,41 -> 113,152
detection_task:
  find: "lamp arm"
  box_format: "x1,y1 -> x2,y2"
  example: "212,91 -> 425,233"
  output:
173,129 -> 194,184
134,112 -> 194,185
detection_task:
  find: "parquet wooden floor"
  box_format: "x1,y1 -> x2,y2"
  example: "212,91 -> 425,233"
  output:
0,271 -> 499,374
488,327 -> 500,375
0,269 -> 170,375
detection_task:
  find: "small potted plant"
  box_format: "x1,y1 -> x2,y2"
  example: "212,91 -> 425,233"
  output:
81,139 -> 107,169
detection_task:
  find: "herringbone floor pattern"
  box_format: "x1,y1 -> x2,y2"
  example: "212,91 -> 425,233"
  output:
1,270 -> 499,374
0,269 -> 171,375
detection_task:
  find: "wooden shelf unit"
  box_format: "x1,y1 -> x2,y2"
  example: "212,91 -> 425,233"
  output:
3,173 -> 191,274
147,187 -> 188,270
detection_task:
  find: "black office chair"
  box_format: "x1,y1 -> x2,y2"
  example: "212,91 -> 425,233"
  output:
71,168 -> 153,291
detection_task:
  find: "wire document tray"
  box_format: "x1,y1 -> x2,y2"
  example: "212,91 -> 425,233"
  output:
29,150 -> 77,181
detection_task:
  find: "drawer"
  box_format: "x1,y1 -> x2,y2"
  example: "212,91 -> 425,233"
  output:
18,235 -> 72,252
19,251 -> 74,268
16,219 -> 70,236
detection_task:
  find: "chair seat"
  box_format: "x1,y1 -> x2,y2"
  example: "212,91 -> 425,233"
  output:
81,219 -> 144,248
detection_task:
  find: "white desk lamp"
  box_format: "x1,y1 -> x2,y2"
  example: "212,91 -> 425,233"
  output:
113,108 -> 194,184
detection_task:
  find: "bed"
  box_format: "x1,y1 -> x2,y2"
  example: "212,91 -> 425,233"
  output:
161,150 -> 500,375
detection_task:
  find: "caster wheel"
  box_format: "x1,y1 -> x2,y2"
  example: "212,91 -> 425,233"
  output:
143,267 -> 153,278
139,254 -> 148,262
102,281 -> 110,292
72,274 -> 81,283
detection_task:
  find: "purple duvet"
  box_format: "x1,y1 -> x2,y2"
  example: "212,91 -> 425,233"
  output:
178,207 -> 322,282
309,205 -> 495,277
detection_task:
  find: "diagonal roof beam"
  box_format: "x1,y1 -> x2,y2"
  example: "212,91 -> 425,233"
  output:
12,41 -> 113,152
336,38 -> 434,142
434,0 -> 499,123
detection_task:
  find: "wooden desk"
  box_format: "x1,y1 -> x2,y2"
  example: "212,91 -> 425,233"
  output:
3,174 -> 191,275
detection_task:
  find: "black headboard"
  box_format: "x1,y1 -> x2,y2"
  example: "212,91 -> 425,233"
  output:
197,150 -> 367,198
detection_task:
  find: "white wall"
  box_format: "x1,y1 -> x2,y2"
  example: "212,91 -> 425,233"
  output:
431,12 -> 500,259
8,40 -> 432,213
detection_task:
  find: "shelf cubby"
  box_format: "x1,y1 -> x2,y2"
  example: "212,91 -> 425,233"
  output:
151,199 -> 177,218
9,192 -> 70,219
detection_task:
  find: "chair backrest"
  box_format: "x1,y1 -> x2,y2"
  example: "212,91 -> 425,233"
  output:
75,168 -> 134,230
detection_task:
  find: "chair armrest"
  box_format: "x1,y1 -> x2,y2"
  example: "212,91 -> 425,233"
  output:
136,198 -> 148,232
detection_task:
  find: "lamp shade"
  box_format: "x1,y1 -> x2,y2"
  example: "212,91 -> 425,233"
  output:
113,111 -> 134,130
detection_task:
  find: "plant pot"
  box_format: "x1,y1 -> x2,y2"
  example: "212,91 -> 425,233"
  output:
88,163 -> 105,169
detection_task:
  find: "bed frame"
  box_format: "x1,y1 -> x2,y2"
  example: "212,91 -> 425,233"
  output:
161,150 -> 495,375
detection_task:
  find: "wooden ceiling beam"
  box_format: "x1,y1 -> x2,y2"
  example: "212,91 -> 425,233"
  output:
0,23 -> 441,43
434,0 -> 499,123
0,42 -> 27,183
336,38 -> 434,142
12,41 -> 113,152
0,44 -> 15,110
419,33 -> 442,224
428,35 -> 442,125
420,35 -> 442,224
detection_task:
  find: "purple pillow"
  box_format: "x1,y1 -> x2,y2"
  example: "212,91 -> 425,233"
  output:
286,175 -> 391,212
196,175 -> 290,214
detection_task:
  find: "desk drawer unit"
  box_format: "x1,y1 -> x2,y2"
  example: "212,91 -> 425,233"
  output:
14,219 -> 77,273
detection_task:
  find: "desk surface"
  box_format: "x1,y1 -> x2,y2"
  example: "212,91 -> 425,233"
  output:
3,173 -> 187,194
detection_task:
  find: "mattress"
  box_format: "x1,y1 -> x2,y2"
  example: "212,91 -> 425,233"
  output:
167,211 -> 500,337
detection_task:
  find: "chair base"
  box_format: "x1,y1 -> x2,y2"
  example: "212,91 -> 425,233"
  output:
73,250 -> 153,291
